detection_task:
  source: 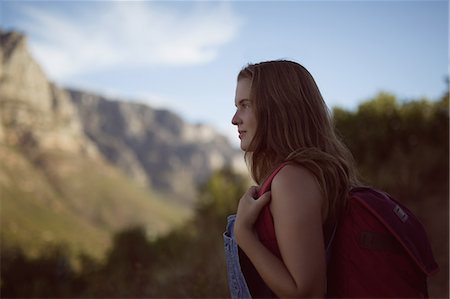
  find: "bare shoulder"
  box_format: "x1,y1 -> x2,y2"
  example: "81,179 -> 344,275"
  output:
270,163 -> 325,211
272,164 -> 320,195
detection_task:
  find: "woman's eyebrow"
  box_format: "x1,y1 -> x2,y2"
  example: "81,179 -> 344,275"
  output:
236,99 -> 250,107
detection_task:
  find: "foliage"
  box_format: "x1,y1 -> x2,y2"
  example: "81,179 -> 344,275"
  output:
333,92 -> 448,202
1,245 -> 76,297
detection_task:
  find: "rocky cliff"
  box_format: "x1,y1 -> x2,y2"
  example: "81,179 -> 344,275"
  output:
0,30 -> 99,157
69,89 -> 244,204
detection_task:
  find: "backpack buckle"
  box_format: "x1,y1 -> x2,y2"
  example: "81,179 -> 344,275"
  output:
393,205 -> 409,223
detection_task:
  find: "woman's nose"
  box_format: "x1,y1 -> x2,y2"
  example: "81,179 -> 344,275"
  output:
231,111 -> 241,126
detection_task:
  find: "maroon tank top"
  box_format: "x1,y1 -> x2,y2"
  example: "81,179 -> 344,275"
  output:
254,163 -> 289,259
238,162 -> 289,298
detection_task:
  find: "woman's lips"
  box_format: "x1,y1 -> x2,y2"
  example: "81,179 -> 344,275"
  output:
238,131 -> 246,139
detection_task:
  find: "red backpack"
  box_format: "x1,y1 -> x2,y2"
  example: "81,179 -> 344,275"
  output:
326,187 -> 439,298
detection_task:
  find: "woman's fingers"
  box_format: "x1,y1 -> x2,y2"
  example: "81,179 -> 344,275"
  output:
247,186 -> 259,198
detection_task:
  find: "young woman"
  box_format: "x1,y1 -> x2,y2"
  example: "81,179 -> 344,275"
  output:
223,60 -> 360,298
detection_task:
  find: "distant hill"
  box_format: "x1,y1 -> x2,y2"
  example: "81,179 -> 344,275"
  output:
0,29 -> 244,259
68,89 -> 245,206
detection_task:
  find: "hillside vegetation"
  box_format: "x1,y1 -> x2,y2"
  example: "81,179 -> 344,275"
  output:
1,145 -> 190,262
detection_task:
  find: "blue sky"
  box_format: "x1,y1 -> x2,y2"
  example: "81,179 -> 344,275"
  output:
1,0 -> 448,146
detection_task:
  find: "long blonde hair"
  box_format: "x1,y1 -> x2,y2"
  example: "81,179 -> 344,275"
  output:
238,60 -> 359,220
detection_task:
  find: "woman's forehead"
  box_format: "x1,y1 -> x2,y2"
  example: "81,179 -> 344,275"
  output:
235,79 -> 252,100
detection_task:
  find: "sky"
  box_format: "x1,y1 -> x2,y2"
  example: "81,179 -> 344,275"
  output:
0,0 -> 448,147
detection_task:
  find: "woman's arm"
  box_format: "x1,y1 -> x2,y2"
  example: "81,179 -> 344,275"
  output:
234,164 -> 327,298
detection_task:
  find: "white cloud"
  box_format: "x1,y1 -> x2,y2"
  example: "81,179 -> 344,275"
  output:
18,2 -> 242,80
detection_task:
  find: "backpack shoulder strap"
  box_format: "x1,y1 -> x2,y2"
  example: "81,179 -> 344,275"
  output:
350,187 -> 439,276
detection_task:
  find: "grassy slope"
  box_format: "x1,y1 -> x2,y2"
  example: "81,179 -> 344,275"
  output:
0,145 -> 191,262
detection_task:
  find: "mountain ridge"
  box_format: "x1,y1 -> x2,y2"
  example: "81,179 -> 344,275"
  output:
68,88 -> 244,204
0,28 -> 244,259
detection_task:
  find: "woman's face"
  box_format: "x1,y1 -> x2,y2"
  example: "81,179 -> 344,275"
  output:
232,78 -> 257,151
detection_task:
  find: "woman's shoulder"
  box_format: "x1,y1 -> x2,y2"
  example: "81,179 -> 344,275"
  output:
273,163 -> 317,188
271,163 -> 323,205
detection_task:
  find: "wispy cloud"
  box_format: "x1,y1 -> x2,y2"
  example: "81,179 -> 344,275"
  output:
17,2 -> 242,80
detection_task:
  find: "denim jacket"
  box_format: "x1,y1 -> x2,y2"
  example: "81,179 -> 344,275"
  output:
223,214 -> 252,299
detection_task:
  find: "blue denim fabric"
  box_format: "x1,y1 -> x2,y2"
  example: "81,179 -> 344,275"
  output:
223,214 -> 252,299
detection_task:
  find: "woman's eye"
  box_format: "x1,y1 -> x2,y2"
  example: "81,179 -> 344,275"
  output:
236,101 -> 250,110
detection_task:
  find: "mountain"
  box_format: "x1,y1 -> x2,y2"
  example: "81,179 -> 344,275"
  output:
0,29 -> 244,259
68,89 -> 245,205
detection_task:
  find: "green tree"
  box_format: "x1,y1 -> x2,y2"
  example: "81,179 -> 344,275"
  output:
333,92 -> 448,203
148,167 -> 249,297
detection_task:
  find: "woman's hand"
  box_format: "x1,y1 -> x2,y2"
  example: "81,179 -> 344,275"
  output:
234,186 -> 271,242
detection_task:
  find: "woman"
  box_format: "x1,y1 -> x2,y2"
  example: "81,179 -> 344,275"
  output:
223,60 -> 359,298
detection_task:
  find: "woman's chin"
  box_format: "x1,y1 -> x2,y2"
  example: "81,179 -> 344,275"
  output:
240,141 -> 251,152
